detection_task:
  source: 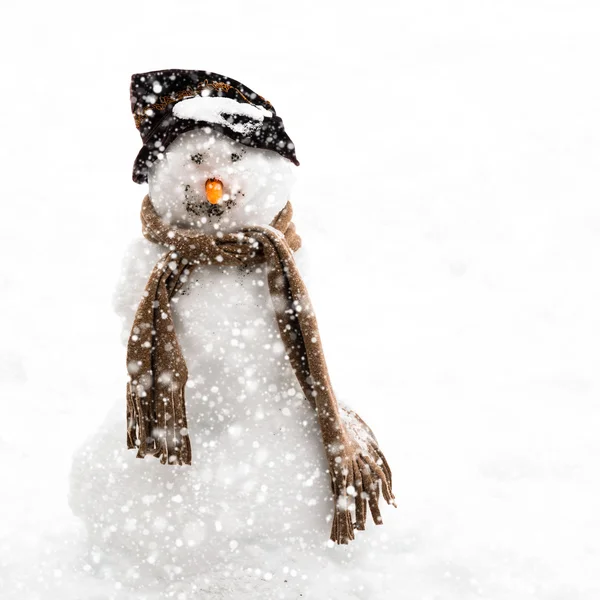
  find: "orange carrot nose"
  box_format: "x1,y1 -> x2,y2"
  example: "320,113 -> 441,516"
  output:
205,178 -> 223,204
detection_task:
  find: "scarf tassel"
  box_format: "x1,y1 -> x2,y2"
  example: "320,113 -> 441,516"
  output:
126,381 -> 192,465
329,442 -> 396,544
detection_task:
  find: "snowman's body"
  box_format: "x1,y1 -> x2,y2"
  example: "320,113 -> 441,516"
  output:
69,130 -> 344,585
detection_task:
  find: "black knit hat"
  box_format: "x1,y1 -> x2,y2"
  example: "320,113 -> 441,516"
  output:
130,69 -> 299,184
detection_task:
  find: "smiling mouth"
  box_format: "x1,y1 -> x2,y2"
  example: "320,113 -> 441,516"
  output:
185,200 -> 235,217
184,185 -> 237,218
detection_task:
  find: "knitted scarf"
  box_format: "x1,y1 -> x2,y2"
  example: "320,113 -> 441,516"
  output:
126,195 -> 395,544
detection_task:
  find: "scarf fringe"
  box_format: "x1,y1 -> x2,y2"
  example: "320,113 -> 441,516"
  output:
126,381 -> 192,465
329,437 -> 396,544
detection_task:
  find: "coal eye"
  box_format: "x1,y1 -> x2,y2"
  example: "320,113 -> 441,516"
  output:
231,153 -> 241,163
191,153 -> 204,164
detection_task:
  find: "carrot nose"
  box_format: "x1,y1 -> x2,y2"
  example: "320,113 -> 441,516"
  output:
205,178 -> 223,204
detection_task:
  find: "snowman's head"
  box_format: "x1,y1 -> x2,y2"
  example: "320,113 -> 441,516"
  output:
148,128 -> 295,233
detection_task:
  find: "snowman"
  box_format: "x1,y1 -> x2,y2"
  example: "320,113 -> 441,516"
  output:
69,70 -> 395,592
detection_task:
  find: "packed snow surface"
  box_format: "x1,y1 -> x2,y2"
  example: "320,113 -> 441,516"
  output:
173,95 -> 272,134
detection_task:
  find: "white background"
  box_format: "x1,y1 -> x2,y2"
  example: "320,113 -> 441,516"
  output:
1,1 -> 599,598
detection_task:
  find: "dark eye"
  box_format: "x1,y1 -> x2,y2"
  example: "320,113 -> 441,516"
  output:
231,153 -> 241,163
191,153 -> 204,164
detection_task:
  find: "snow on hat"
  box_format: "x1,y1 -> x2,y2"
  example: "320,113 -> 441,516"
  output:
130,69 -> 299,184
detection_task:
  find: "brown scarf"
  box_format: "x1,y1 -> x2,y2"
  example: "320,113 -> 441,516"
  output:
126,195 -> 395,544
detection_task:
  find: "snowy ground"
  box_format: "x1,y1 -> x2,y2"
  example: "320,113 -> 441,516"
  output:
2,1 -> 600,598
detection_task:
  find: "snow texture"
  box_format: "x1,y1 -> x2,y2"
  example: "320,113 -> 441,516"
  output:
2,1 -> 600,599
173,95 -> 272,135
